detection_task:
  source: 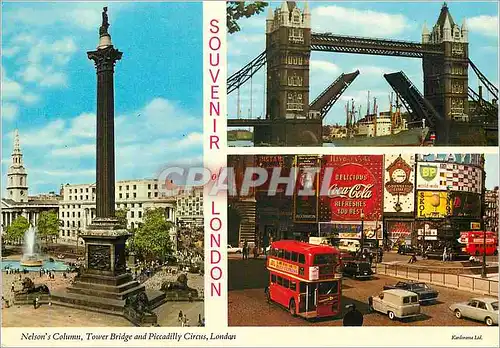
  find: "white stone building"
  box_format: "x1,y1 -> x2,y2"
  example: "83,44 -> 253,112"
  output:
175,186 -> 204,229
58,180 -> 177,247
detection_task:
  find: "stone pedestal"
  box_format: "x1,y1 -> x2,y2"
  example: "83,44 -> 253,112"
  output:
51,220 -> 166,325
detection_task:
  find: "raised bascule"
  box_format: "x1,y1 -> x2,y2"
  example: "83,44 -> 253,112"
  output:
228,2 -> 498,146
51,8 -> 164,326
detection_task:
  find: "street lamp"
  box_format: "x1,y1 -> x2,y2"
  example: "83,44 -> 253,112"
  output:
481,215 -> 487,278
360,211 -> 365,254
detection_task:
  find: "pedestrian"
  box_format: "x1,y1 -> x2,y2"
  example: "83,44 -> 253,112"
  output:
198,314 -> 202,326
243,240 -> 248,260
343,304 -> 363,326
442,247 -> 447,262
33,298 -> 37,309
11,282 -> 14,292
178,310 -> 183,324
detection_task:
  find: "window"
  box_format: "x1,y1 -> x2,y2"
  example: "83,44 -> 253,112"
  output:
133,193 -> 137,198
148,184 -> 151,189
72,221 -> 75,227
154,184 -> 158,189
155,192 -> 158,197
277,276 -> 283,286
287,92 -> 303,111
271,274 -> 276,283
278,249 -> 284,258
126,193 -> 129,199
288,73 -> 303,87
298,254 -> 305,264
80,195 -> 83,200
78,221 -> 81,228
133,185 -> 137,190
86,188 -> 88,192
313,254 -> 336,265
467,300 -> 478,307
73,212 -> 75,217
131,211 -> 135,218
478,302 -> 487,310
86,195 -> 88,200
78,212 -> 81,218
69,189 -> 72,193
290,281 -> 297,291
138,211 -> 142,218
318,281 -> 338,295
119,193 -> 122,199
148,192 -> 151,198
126,185 -> 129,190
284,251 -> 291,260
283,278 -> 290,288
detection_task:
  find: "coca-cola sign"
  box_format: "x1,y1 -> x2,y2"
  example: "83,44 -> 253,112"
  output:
320,155 -> 383,222
328,184 -> 374,199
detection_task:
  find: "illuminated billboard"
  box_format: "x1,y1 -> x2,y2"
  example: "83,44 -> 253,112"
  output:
416,162 -> 482,194
320,155 -> 383,222
384,154 -> 415,213
416,191 -> 452,218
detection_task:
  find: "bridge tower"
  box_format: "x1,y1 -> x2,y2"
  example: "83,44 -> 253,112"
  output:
260,1 -> 320,146
422,2 -> 469,122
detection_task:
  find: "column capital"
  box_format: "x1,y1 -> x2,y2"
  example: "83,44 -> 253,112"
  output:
87,46 -> 122,73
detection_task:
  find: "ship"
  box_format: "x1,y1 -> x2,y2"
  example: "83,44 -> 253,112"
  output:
324,93 -> 433,147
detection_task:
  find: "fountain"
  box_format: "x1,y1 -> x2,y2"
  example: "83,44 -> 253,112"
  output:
20,226 -> 43,267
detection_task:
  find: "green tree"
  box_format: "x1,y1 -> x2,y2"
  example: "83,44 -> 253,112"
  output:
115,208 -> 129,229
131,208 -> 174,262
227,1 -> 268,34
5,216 -> 30,244
37,210 -> 60,244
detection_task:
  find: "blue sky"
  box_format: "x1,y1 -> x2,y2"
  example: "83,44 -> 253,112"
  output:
2,2 -> 203,195
228,1 -> 499,124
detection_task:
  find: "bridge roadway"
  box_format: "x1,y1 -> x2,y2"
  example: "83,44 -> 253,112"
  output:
228,118 -> 272,127
228,256 -> 491,327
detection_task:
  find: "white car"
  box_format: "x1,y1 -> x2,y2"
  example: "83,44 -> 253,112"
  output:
227,245 -> 243,254
450,297 -> 498,326
368,289 -> 421,320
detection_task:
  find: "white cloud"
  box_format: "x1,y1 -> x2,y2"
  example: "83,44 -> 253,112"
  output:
353,66 -> 394,77
51,144 -> 95,157
310,60 -> 340,73
2,103 -> 19,121
468,15 -> 498,38
19,65 -> 67,87
19,119 -> 66,146
312,5 -> 413,37
28,37 -> 77,65
30,168 -> 95,177
68,113 -> 96,138
178,132 -> 203,147
3,46 -> 22,57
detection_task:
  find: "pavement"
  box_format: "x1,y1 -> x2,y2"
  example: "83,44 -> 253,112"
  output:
228,257 -> 496,327
1,254 -> 204,327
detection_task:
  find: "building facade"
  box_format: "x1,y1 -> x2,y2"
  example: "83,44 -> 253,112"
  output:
485,187 -> 499,234
175,186 -> 204,229
58,180 -> 177,247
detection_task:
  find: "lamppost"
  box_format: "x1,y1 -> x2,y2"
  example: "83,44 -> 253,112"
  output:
360,211 -> 365,254
481,215 -> 487,278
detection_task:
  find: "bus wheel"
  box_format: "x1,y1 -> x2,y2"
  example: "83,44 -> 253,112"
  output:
289,299 -> 297,317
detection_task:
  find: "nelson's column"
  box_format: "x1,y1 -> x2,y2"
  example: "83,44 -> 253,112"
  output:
51,8 -> 164,325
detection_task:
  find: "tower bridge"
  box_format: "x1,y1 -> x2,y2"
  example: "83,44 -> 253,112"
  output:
228,1 -> 498,146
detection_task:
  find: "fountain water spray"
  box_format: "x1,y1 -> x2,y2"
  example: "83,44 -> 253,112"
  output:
20,226 -> 43,267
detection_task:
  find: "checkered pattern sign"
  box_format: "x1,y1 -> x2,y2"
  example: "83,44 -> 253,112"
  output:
438,163 -> 482,194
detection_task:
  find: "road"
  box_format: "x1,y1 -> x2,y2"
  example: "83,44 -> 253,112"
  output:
228,258 -> 492,327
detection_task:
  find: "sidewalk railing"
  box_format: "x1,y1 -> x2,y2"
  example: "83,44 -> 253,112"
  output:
376,263 -> 498,297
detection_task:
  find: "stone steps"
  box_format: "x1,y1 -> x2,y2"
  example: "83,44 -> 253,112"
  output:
50,291 -> 126,312
71,280 -> 139,294
67,283 -> 145,300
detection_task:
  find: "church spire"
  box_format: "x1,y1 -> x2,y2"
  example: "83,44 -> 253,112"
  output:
7,129 -> 28,202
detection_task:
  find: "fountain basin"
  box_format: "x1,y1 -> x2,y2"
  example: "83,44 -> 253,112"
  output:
20,259 -> 44,267
2,259 -> 70,272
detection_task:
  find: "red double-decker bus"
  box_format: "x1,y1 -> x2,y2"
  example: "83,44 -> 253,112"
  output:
265,240 -> 342,319
459,231 -> 498,256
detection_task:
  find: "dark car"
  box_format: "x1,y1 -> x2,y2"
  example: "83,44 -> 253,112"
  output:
383,281 -> 439,304
342,261 -> 373,280
397,245 -> 416,255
